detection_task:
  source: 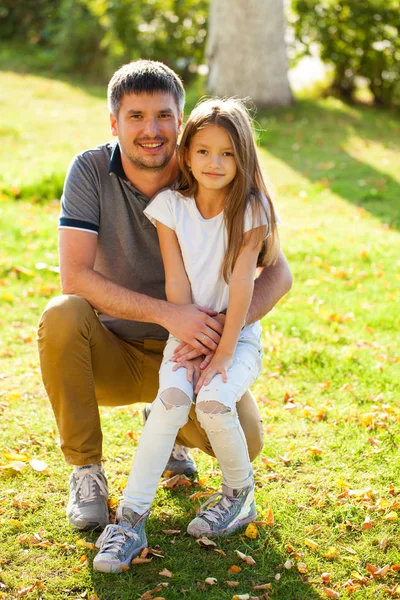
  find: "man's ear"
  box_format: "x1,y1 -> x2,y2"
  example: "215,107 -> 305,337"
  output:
110,113 -> 118,137
177,112 -> 183,135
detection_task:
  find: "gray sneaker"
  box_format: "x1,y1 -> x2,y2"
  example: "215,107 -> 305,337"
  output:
93,506 -> 149,573
66,464 -> 109,530
143,405 -> 196,476
187,482 -> 256,538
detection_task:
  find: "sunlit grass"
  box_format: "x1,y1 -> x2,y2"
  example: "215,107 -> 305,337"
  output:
0,70 -> 400,599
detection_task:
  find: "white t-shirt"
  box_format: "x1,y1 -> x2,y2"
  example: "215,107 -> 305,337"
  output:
144,189 -> 270,338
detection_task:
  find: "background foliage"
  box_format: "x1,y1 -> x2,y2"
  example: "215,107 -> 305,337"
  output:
290,0 -> 400,107
0,0 -> 209,82
1,0 -> 399,106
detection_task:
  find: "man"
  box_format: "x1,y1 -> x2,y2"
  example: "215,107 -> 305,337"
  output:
37,60 -> 292,531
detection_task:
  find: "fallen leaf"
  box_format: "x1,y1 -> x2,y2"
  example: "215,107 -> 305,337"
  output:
245,523 -> 258,539
205,577 -> 217,585
321,572 -> 331,583
362,515 -> 375,529
384,511 -> 398,521
228,565 -> 242,574
304,538 -> 319,550
323,588 -> 340,598
232,595 -> 250,600
196,536 -> 217,548
284,559 -> 292,569
253,583 -> 272,590
265,505 -> 275,526
306,446 -> 323,456
4,452 -> 31,462
131,557 -> 152,564
162,529 -> 181,536
226,581 -> 240,587
235,550 -> 256,565
76,539 -> 95,550
160,474 -> 192,489
30,459 -> 48,472
214,548 -> 227,556
297,562 -> 308,574
159,568 -> 173,578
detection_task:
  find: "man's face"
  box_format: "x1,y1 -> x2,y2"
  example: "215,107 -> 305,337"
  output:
110,92 -> 183,171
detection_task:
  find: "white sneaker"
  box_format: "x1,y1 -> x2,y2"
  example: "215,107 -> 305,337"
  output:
66,464 -> 109,530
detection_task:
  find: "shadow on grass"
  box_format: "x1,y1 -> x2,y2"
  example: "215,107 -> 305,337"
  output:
82,488 -> 324,600
258,98 -> 400,230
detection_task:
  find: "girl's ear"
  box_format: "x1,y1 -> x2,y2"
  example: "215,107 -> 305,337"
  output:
185,148 -> 191,168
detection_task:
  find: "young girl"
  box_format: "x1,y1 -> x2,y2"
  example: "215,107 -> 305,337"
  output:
94,98 -> 280,573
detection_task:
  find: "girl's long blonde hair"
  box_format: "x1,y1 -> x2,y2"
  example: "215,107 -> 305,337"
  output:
177,98 -> 280,283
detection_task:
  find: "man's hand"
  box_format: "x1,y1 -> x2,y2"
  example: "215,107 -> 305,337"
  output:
163,304 -> 224,354
195,354 -> 233,394
172,313 -> 226,365
172,356 -> 203,386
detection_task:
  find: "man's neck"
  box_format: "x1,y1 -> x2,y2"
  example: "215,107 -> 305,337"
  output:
120,153 -> 180,199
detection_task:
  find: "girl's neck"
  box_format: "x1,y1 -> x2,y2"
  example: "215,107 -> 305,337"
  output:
194,187 -> 227,219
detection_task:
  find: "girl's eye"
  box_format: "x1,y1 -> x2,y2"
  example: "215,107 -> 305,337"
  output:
197,149 -> 207,154
223,152 -> 234,157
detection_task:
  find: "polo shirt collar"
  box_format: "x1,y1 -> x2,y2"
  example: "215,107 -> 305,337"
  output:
108,142 -> 127,180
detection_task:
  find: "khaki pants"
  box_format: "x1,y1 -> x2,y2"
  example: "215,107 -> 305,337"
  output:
37,295 -> 264,466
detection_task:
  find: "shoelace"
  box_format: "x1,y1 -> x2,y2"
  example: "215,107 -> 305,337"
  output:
74,470 -> 108,503
96,524 -> 139,554
197,492 -> 234,524
171,443 -> 191,461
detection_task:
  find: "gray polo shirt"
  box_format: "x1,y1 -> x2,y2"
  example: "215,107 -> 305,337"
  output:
59,141 -> 169,341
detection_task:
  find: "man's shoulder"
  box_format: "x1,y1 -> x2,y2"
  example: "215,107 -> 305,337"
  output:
75,141 -> 115,166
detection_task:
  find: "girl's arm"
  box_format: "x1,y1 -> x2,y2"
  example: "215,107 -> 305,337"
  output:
195,227 -> 264,392
156,221 -> 192,305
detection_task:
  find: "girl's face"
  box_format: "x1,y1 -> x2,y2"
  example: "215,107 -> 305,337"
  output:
185,125 -> 237,195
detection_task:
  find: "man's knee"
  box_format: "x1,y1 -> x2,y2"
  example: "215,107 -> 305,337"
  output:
38,295 -> 94,346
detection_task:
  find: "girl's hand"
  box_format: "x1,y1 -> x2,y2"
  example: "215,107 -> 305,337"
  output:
195,355 -> 233,394
172,356 -> 203,386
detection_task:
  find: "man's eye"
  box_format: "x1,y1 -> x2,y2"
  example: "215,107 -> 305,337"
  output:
130,114 -> 142,119
159,113 -> 171,119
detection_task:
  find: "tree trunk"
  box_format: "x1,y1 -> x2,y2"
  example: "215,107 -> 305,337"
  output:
207,0 -> 293,107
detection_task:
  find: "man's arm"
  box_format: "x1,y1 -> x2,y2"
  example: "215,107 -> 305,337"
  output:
245,250 -> 293,326
59,228 -> 222,352
173,249 -> 292,363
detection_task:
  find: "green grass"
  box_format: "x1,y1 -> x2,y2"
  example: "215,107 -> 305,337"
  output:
1,68 -> 400,600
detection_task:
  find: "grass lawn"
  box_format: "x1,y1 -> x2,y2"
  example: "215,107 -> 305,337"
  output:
0,68 -> 400,600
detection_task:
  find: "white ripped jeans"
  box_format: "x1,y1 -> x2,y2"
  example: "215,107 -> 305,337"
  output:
122,334 -> 262,515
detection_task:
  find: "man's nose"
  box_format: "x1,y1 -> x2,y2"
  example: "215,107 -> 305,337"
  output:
143,117 -> 160,137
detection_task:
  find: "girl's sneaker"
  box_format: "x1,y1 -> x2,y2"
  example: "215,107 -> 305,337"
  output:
187,482 -> 256,538
93,506 -> 148,573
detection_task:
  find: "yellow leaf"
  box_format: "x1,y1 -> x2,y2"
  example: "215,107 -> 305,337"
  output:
76,539 -> 95,550
244,523 -> 258,539
9,519 -> 24,527
304,538 -> 319,550
4,452 -> 31,462
384,511 -> 398,521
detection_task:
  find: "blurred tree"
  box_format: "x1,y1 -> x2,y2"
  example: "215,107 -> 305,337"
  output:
291,0 -> 400,107
206,0 -> 293,107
